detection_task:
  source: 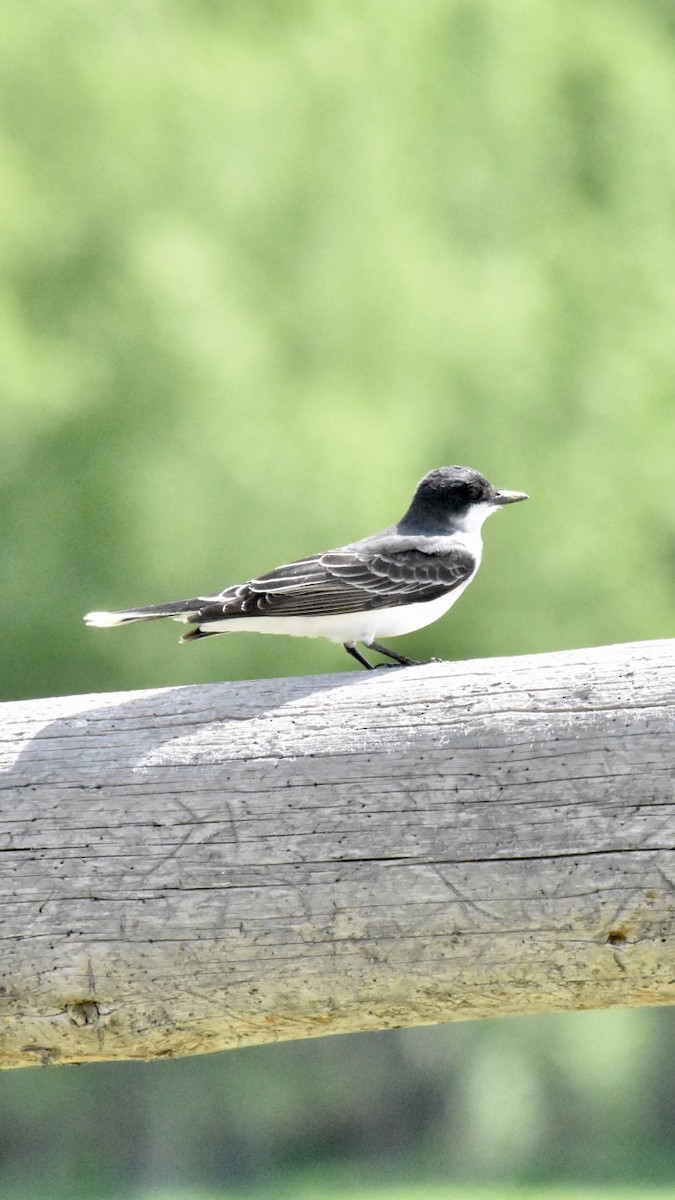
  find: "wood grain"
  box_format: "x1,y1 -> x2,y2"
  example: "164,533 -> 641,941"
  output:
1,640 -> 673,1069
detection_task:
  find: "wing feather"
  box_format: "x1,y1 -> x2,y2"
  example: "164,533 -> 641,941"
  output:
192,544 -> 475,623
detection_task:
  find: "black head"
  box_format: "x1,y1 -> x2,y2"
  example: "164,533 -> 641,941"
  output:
400,466 -> 528,532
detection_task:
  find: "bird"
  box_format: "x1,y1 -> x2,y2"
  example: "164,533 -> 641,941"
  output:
84,465 -> 528,669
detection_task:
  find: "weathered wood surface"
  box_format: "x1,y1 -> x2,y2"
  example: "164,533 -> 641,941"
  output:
0,639 -> 673,1070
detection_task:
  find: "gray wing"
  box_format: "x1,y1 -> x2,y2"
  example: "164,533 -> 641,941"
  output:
193,544 -> 475,622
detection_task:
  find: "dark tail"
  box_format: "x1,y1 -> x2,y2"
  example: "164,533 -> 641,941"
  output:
84,599 -> 203,628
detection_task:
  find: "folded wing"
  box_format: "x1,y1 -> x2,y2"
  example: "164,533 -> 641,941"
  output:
193,545 -> 475,623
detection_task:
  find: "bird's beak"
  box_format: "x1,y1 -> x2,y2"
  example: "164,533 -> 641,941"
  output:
493,489 -> 529,505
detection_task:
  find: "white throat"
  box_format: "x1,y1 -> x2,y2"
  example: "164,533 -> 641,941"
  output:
453,501 -> 499,536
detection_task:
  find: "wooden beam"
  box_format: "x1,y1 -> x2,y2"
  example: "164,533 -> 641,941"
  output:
1,640 -> 673,1069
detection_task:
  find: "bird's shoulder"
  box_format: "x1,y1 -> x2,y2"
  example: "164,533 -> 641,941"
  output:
325,529 -> 475,586
225,529 -> 475,600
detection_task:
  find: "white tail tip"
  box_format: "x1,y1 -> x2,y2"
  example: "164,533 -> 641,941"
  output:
84,611 -> 127,627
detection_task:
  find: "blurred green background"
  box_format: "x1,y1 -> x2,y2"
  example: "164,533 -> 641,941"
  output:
0,1 -> 674,1198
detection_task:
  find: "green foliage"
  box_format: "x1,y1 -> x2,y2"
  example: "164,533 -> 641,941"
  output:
1,0 -> 674,699
99,1189 -> 675,1200
0,2 -> 674,1196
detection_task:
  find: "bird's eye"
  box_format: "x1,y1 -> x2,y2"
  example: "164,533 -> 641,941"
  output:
462,483 -> 482,503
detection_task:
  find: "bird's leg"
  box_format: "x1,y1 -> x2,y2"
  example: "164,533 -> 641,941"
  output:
366,641 -> 421,667
344,643 -> 375,670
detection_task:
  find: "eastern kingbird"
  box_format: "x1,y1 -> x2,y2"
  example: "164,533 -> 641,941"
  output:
85,465 -> 528,669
